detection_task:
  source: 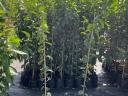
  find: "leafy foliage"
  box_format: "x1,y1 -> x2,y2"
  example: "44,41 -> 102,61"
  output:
1,0 -> 128,95
0,1 -> 22,95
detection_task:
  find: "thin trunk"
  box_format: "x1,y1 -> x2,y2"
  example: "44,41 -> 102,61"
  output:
71,30 -> 75,76
44,42 -> 47,96
122,65 -> 125,80
43,30 -> 47,96
51,31 -> 53,78
71,38 -> 75,76
61,41 -> 64,80
83,13 -> 95,96
32,66 -> 35,80
82,48 -> 91,96
71,53 -> 73,76
75,43 -> 78,77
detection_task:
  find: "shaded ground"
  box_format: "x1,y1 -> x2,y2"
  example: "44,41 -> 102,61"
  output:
8,60 -> 128,96
8,75 -> 41,96
8,60 -> 41,96
87,59 -> 128,96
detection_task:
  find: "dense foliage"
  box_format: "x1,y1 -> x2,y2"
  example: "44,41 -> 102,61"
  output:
0,1 -> 21,95
0,0 -> 128,96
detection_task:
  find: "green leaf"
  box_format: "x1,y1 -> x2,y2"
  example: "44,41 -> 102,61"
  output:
11,49 -> 27,55
0,9 -> 4,14
22,31 -> 30,38
38,6 -> 46,12
80,32 -> 86,36
46,55 -> 53,60
9,66 -> 18,75
8,35 -> 20,46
